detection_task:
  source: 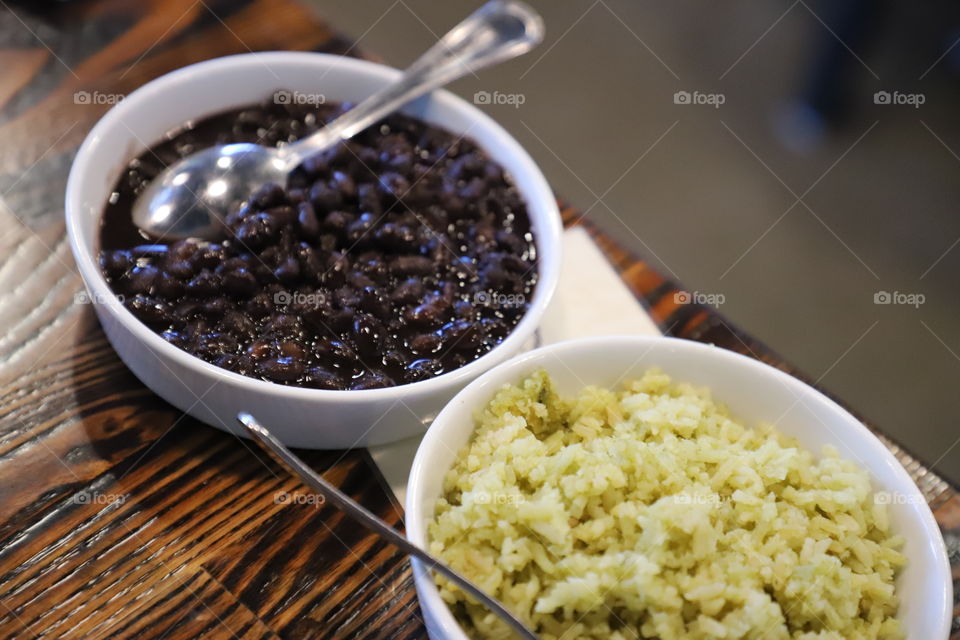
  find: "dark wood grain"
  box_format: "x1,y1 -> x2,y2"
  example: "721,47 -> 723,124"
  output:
0,1 -> 955,638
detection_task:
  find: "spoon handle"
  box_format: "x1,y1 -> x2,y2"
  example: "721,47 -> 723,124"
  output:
236,413 -> 539,640
281,0 -> 543,168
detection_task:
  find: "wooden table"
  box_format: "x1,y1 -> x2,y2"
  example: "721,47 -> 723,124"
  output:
0,1 -> 956,638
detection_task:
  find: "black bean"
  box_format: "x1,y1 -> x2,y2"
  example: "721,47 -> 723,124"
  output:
100,250 -> 133,277
410,332 -> 441,355
330,170 -> 357,198
346,212 -> 377,244
356,183 -> 382,215
306,366 -> 343,390
405,358 -> 443,382
161,329 -> 186,346
404,291 -> 448,326
267,205 -> 296,227
439,319 -> 480,349
166,259 -> 197,280
297,201 -> 320,239
128,264 -> 161,295
203,296 -> 232,319
377,171 -> 410,203
310,181 -> 343,211
323,210 -> 354,235
324,307 -> 354,333
373,222 -> 416,251
251,183 -> 285,209
273,257 -> 300,283
286,187 -> 308,204
352,313 -> 385,356
215,354 -> 253,375
263,314 -> 300,337
223,267 -> 257,297
221,311 -> 253,334
245,341 -> 273,361
359,286 -> 390,317
186,270 -> 220,298
390,255 -> 434,276
155,274 -> 184,298
391,278 -> 424,305
235,212 -> 279,249
259,356 -> 304,382
169,239 -> 200,261
352,371 -> 394,390
127,295 -> 170,325
245,292 -> 273,318
194,243 -> 226,269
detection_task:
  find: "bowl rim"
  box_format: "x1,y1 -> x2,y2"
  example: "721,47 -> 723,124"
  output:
65,51 -> 563,403
405,334 -> 952,640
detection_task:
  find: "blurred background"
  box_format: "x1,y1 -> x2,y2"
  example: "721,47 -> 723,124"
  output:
312,0 -> 960,482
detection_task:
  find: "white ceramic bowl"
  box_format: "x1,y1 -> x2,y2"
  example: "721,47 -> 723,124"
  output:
65,52 -> 562,449
406,336 -> 952,640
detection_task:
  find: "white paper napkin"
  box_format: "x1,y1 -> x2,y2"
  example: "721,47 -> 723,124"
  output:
369,226 -> 662,505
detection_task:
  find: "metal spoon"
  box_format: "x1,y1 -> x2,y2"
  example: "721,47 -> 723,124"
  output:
237,412 -> 539,640
134,0 -> 544,241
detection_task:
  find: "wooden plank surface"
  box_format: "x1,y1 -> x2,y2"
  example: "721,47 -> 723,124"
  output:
0,1 -> 955,638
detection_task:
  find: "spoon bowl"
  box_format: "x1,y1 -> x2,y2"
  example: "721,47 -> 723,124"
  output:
132,143 -> 287,240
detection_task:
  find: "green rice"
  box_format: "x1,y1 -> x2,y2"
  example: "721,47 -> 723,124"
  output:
428,369 -> 905,640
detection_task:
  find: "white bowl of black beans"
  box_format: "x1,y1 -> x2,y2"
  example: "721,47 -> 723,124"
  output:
65,52 -> 562,448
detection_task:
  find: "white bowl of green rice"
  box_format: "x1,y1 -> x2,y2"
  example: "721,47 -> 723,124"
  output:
405,336 -> 951,640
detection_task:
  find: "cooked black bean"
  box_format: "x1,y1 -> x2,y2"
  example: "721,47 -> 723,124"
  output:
99,98 -> 537,390
100,249 -> 133,276
297,201 -> 320,239
251,183 -> 285,209
186,270 -> 220,298
223,267 -> 257,297
127,294 -> 169,325
235,212 -> 279,249
259,356 -> 304,382
410,332 -> 442,355
390,255 -> 434,276
127,264 -> 160,294
305,366 -> 343,390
